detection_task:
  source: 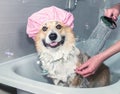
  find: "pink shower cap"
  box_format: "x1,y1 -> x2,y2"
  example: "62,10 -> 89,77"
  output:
26,6 -> 74,39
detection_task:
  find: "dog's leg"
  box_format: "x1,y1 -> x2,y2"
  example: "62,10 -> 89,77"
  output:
67,73 -> 82,87
69,52 -> 90,87
87,64 -> 110,87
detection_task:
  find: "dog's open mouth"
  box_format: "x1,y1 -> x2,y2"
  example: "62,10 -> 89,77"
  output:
49,42 -> 59,47
42,36 -> 65,48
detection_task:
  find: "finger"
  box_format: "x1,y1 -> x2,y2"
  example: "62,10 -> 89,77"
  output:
75,69 -> 82,74
112,16 -> 118,21
76,63 -> 89,71
82,71 -> 95,77
75,69 -> 95,77
75,68 -> 91,76
75,68 -> 85,75
112,11 -> 119,21
104,9 -> 113,18
82,73 -> 91,77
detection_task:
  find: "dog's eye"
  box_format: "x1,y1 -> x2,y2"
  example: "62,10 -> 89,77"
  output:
42,26 -> 48,31
56,24 -> 62,29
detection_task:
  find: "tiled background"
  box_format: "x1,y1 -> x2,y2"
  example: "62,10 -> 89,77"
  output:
0,0 -> 120,94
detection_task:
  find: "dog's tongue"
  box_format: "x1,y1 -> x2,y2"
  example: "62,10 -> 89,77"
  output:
50,42 -> 58,47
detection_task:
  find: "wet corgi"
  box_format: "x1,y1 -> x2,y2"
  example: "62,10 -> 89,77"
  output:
34,21 -> 110,88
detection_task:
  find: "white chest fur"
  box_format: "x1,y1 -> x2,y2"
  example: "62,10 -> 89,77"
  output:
39,46 -> 80,84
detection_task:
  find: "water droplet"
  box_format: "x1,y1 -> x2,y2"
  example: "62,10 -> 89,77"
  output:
5,49 -> 14,58
85,24 -> 89,30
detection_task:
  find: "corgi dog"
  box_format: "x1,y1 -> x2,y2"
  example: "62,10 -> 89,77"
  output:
34,21 -> 110,88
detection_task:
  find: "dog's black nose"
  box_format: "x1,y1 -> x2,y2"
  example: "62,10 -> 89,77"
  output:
49,33 -> 57,40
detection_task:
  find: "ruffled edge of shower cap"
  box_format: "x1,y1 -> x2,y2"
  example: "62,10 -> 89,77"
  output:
26,6 -> 74,39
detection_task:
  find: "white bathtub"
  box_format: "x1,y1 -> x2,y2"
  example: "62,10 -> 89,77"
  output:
0,40 -> 120,94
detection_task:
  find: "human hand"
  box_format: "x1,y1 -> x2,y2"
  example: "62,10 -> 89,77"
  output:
75,55 -> 103,77
104,4 -> 120,21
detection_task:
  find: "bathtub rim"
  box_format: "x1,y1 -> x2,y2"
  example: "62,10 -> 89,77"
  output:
0,53 -> 120,94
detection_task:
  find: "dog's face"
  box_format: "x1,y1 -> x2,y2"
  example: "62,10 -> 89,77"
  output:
35,21 -> 75,53
41,21 -> 65,49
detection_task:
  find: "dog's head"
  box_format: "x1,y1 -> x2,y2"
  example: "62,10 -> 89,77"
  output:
35,21 -> 75,53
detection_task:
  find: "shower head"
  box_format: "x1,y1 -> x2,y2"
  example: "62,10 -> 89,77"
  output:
101,16 -> 117,29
